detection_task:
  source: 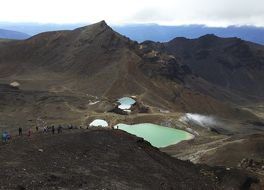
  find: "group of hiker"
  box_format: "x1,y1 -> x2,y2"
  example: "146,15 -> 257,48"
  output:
18,127 -> 33,137
2,124 -> 65,143
51,125 -> 63,134
19,125 -> 63,135
2,123 -> 111,143
1,131 -> 12,143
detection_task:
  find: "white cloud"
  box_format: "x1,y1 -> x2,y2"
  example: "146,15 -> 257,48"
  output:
1,0 -> 264,26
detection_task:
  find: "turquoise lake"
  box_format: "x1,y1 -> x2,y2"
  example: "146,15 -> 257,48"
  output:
114,123 -> 193,148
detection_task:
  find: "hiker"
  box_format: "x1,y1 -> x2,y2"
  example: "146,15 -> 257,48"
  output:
57,125 -> 62,134
19,127 -> 22,136
7,133 -> 12,141
2,131 -> 8,143
36,126 -> 39,132
28,128 -> 32,137
51,125 -> 55,134
43,126 -> 48,133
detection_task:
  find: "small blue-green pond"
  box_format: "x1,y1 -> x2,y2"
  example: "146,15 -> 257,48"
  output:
117,97 -> 136,110
114,123 -> 194,148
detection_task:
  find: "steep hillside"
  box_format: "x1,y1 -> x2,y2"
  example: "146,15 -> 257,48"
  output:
0,21 -> 137,94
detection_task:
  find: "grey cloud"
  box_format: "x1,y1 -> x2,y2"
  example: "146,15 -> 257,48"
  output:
129,0 -> 264,26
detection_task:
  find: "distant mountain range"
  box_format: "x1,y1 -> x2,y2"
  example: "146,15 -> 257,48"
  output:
0,28 -> 30,40
1,22 -> 264,44
114,25 -> 264,45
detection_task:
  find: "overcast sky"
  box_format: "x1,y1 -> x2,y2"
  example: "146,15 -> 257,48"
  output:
1,0 -> 264,26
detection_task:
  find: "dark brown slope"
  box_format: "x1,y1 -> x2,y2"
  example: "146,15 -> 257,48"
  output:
142,35 -> 264,103
0,21 -> 139,95
0,21 -> 187,99
0,129 -> 258,190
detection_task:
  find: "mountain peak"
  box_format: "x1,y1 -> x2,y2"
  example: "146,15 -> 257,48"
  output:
76,20 -> 112,34
169,37 -> 189,43
98,20 -> 108,27
199,34 -> 219,40
88,20 -> 110,30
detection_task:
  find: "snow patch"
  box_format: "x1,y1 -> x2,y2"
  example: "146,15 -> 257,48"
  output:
10,81 -> 20,87
89,101 -> 100,105
159,109 -> 170,113
89,119 -> 108,127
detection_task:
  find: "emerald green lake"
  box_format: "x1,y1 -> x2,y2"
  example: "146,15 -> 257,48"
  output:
114,123 -> 194,148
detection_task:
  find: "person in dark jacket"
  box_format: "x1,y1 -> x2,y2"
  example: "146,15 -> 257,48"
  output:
19,127 -> 22,136
51,125 -> 55,134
